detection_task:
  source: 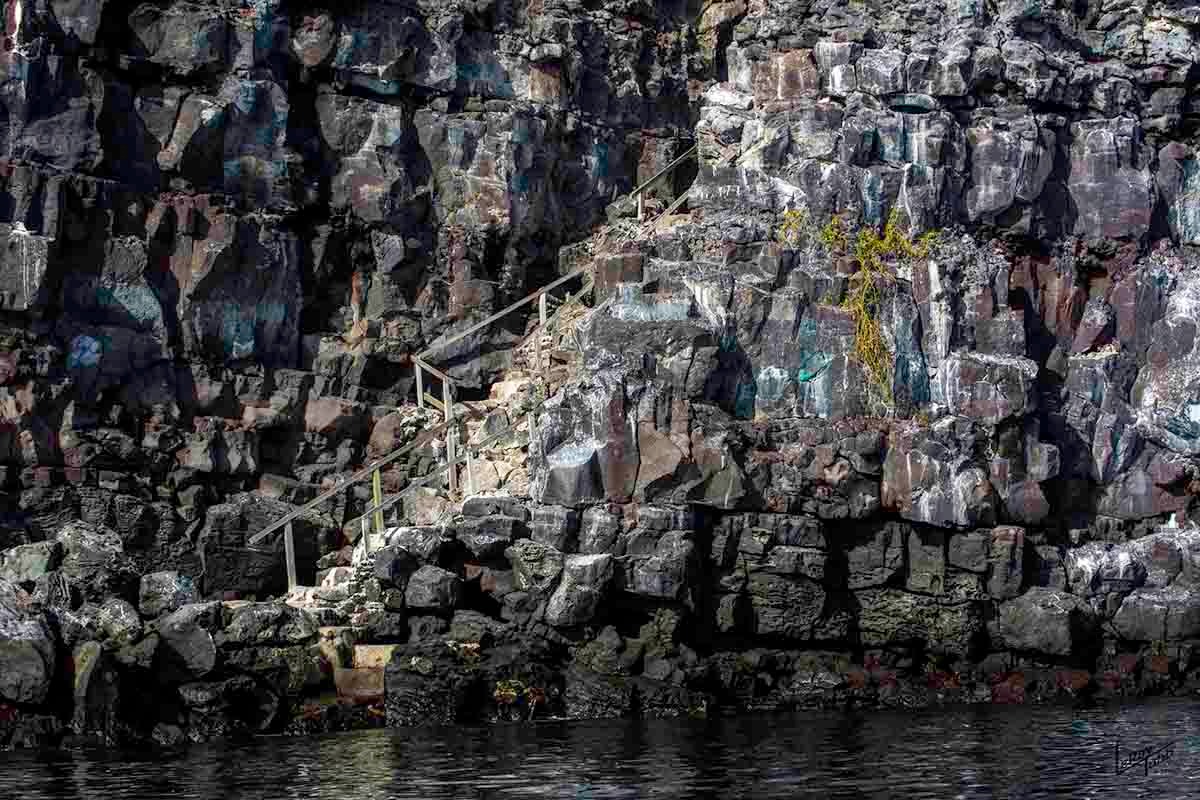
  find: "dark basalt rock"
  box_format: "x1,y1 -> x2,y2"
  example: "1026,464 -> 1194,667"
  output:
0,580 -> 56,705
139,571 -> 199,619
6,0 -> 1200,750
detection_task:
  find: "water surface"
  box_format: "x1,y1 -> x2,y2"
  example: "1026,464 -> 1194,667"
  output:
4,700 -> 1199,799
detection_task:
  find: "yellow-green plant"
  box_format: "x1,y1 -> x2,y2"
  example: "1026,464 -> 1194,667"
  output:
494,679 -> 526,705
775,207 -> 810,248
819,214 -> 849,253
843,209 -> 937,409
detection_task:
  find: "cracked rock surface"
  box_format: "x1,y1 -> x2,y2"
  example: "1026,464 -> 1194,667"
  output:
6,0 -> 1200,747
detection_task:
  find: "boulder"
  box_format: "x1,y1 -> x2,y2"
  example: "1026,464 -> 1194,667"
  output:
454,515 -> 522,560
55,520 -> 139,602
155,602 -> 221,679
987,526 -> 1025,599
139,571 -> 200,618
763,546 -> 826,582
627,532 -> 694,600
996,588 -> 1099,657
934,352 -> 1038,425
530,505 -> 581,551
745,574 -> 826,639
71,641 -> 120,740
1112,585 -> 1200,641
579,506 -> 622,555
506,540 -> 565,595
949,531 -> 990,573
404,566 -> 461,611
882,429 -> 998,529
97,598 -> 143,648
0,542 -> 62,586
545,554 -> 614,627
386,527 -> 446,564
907,530 -> 947,593
220,602 -> 318,647
0,579 -> 55,704
845,523 -> 907,589
856,588 -> 983,658
461,496 -> 529,521
373,545 -> 420,589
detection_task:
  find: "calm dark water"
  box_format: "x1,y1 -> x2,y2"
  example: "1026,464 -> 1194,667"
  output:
3,700 -> 1200,799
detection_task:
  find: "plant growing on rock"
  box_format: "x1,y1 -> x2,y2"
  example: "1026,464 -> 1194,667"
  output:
819,214 -> 849,252
843,209 -> 937,410
493,678 -> 525,705
775,207 -> 812,249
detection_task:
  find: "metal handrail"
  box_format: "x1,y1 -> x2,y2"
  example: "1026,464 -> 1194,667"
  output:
246,143 -> 698,582
412,143 -> 696,398
629,144 -> 698,199
245,400 -> 489,547
415,266 -> 590,365
514,276 -> 594,353
348,413 -> 533,529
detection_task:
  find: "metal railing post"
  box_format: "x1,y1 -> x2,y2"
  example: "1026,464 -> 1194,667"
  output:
415,361 -> 425,409
533,320 -> 543,378
538,292 -> 550,385
284,521 -> 297,591
371,468 -> 385,547
465,442 -> 475,496
443,381 -> 458,495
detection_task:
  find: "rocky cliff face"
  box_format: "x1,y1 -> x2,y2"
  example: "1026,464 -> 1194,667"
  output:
4,0 -> 1200,747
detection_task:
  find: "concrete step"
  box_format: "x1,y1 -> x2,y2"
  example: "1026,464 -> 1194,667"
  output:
316,626 -> 358,671
334,666 -> 384,704
353,644 -> 399,669
316,566 -> 355,588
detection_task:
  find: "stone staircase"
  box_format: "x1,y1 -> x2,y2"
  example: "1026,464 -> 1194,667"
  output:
245,150 -> 698,706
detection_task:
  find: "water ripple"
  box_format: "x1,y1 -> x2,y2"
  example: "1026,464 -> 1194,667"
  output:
2,699 -> 1199,799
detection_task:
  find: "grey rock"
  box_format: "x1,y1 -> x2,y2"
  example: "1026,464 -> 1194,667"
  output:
220,603 -> 318,647
139,571 -> 199,618
97,598 -> 143,648
627,532 -> 694,601
987,526 -> 1025,600
71,641 -> 120,740
461,495 -> 529,521
455,515 -> 522,560
1112,586 -> 1200,641
579,506 -> 622,555
0,542 -> 62,586
763,546 -> 826,582
845,523 -> 907,589
404,566 -> 462,611
745,574 -> 826,639
0,579 -> 56,704
997,588 -> 1098,657
154,603 -> 221,679
530,505 -> 581,551
506,539 -> 565,595
949,531 -> 990,573
545,554 -> 614,627
387,527 -> 446,564
907,530 -> 947,594
373,545 -> 420,589
55,520 -> 139,603
856,589 -> 983,658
